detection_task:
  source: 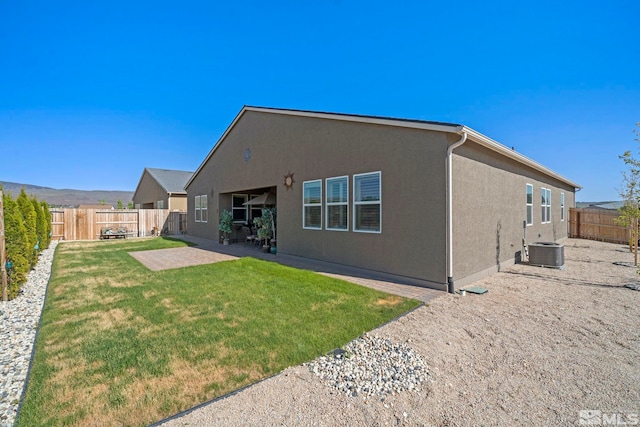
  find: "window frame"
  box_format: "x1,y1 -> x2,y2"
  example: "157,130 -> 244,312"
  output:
353,171 -> 382,234
526,184 -> 533,226
325,175 -> 349,231
303,179 -> 322,230
200,195 -> 208,223
560,192 -> 565,221
194,195 -> 202,222
232,194 -> 248,224
541,188 -> 551,224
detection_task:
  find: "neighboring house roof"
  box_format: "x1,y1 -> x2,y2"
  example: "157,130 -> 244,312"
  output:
186,106 -> 582,190
588,201 -> 625,210
135,168 -> 194,197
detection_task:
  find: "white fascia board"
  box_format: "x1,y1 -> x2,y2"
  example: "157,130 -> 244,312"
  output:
459,126 -> 582,190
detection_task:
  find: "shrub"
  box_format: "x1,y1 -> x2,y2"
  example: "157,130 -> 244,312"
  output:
3,192 -> 30,298
41,201 -> 52,249
32,197 -> 46,252
17,188 -> 37,267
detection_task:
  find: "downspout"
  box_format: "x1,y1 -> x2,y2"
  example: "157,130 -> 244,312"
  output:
446,131 -> 468,294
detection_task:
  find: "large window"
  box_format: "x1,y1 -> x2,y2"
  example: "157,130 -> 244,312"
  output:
194,195 -> 207,223
232,194 -> 248,223
353,171 -> 381,233
561,192 -> 565,221
303,180 -> 322,229
541,188 -> 551,224
526,184 -> 533,226
326,176 -> 348,231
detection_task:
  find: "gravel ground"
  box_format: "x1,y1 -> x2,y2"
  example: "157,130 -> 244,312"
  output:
0,241 -> 57,427
161,238 -> 640,426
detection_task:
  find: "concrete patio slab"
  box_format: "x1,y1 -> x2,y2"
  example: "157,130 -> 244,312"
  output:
129,247 -> 238,271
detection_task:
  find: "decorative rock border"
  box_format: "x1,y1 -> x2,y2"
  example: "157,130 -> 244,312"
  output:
0,241 -> 57,427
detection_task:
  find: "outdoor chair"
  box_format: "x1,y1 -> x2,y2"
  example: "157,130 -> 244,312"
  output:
244,226 -> 257,246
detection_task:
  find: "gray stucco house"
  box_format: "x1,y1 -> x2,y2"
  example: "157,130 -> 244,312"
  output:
185,106 -> 580,292
133,168 -> 193,210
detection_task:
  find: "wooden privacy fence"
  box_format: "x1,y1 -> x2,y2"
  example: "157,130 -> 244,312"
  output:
569,207 -> 631,244
50,209 -> 188,240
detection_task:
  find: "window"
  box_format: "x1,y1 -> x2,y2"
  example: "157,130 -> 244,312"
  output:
195,195 -> 207,222
157,200 -> 164,209
526,184 -> 533,226
200,195 -> 207,222
250,194 -> 262,220
303,180 -> 322,229
232,194 -> 248,223
541,188 -> 551,223
326,176 -> 348,231
195,196 -> 201,222
353,171 -> 381,233
561,192 -> 565,221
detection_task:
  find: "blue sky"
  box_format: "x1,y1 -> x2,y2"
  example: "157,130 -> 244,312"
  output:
1,0 -> 638,201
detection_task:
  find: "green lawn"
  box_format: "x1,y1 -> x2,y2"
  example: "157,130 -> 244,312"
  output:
18,238 -> 421,426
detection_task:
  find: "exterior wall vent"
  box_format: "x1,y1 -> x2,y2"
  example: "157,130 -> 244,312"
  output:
528,242 -> 565,269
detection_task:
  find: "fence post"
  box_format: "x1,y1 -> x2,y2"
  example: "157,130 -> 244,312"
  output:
1,190 -> 8,301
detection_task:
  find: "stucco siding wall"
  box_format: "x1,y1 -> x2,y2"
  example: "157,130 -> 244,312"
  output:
133,172 -> 168,208
452,142 -> 576,285
187,111 -> 452,285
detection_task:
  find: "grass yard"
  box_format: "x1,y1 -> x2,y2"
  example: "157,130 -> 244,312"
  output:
19,238 -> 421,426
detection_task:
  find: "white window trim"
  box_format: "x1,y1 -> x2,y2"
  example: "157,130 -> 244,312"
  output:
303,179 -> 322,230
195,195 -> 202,222
325,175 -> 349,231
541,188 -> 551,224
232,194 -> 248,224
353,171 -> 382,234
526,183 -> 533,226
561,192 -> 565,222
200,195 -> 208,223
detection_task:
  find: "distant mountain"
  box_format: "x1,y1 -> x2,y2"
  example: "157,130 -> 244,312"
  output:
576,201 -> 624,210
0,181 -> 133,208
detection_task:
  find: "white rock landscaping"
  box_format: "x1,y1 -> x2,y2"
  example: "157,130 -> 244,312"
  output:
0,241 -> 57,427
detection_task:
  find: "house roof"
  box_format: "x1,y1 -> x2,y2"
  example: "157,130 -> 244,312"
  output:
187,106 -> 581,190
137,168 -> 194,196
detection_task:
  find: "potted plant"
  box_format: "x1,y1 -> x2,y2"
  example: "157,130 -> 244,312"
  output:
254,208 -> 276,253
218,209 -> 233,245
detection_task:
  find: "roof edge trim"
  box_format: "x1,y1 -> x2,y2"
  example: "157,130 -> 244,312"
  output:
460,126 -> 582,189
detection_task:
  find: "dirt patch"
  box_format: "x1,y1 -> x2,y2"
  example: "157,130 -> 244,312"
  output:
374,295 -> 403,307
161,239 -> 640,426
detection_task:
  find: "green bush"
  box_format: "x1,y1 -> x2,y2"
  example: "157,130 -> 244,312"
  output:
32,197 -> 46,252
3,192 -> 30,299
17,188 -> 37,267
41,201 -> 52,249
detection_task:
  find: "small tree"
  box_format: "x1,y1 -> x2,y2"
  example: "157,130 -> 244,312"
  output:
254,208 -> 276,247
117,199 -> 123,209
3,192 -> 30,298
41,201 -> 52,249
17,188 -> 37,266
218,209 -> 233,243
32,196 -> 46,252
127,201 -> 134,209
616,122 -> 640,265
